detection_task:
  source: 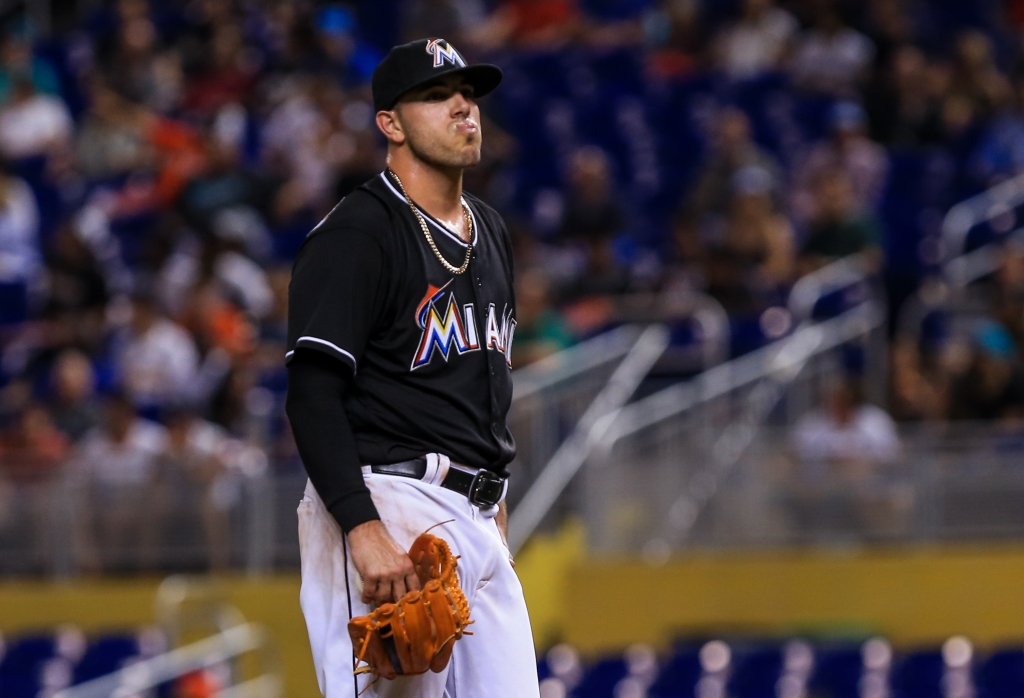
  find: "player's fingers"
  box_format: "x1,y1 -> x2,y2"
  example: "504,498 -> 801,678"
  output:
405,571 -> 421,592
373,579 -> 393,607
361,578 -> 377,605
392,577 -> 408,601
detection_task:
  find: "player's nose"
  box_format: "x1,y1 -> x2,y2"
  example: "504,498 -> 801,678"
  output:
449,91 -> 474,116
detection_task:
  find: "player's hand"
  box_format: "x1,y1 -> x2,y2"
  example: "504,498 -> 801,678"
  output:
496,501 -> 514,568
348,520 -> 421,606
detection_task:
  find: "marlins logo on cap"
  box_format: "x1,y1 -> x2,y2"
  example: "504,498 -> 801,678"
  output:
372,38 -> 503,112
425,39 -> 467,68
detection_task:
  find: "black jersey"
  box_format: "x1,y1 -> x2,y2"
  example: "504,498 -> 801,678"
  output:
286,171 -> 516,476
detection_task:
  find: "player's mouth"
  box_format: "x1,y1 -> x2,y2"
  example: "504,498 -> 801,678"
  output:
453,119 -> 479,135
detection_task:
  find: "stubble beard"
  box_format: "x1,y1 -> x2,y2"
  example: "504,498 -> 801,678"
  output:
406,125 -> 482,171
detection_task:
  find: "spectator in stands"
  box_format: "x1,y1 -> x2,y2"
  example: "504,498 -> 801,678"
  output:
42,226 -> 109,351
791,376 -> 906,538
557,146 -> 631,303
794,376 -> 901,466
115,290 -> 200,413
0,164 -> 41,325
49,349 -> 100,443
511,267 -> 575,367
864,44 -> 945,147
471,0 -> 581,49
989,241 -> 1024,354
790,5 -> 875,98
713,0 -> 797,80
707,164 -> 795,289
0,25 -> 61,104
890,332 -> 951,423
180,23 -> 259,118
948,321 -> 1024,422
74,392 -> 168,572
178,130 -> 285,243
949,30 -> 1011,125
646,0 -> 706,80
559,146 -> 623,242
98,7 -> 182,113
0,403 -> 71,484
0,75 -> 73,161
75,81 -> 153,182
797,167 -> 883,275
0,403 -> 70,571
684,107 -> 780,224
792,102 -> 889,224
402,0 -> 487,46
971,76 -> 1024,186
157,406 -> 239,570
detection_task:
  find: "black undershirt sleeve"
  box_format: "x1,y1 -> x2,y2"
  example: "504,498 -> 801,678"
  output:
286,349 -> 380,533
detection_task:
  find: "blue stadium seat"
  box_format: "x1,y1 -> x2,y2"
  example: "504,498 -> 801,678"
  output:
571,656 -> 629,698
976,648 -> 1024,698
0,635 -> 56,698
727,645 -> 783,698
647,646 -> 702,698
808,645 -> 864,698
890,650 -> 945,698
73,635 -> 139,685
0,671 -> 42,698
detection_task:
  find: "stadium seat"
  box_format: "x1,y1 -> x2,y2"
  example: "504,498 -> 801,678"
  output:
808,645 -> 865,698
647,646 -> 702,698
727,645 -> 784,698
72,634 -> 139,685
890,649 -> 945,698
976,648 -> 1024,698
0,635 -> 56,698
571,656 -> 629,698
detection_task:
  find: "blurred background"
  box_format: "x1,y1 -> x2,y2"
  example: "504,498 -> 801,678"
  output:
4,0 -> 1024,696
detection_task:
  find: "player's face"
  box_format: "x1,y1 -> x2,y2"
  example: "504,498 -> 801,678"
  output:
394,75 -> 482,169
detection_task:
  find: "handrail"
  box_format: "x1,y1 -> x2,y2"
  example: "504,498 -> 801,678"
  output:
941,172 -> 1024,262
507,324 -> 670,552
511,324 -> 643,401
787,252 -> 872,322
943,225 -> 1024,287
600,301 -> 885,448
53,623 -> 281,698
603,303 -> 885,550
511,291 -> 730,401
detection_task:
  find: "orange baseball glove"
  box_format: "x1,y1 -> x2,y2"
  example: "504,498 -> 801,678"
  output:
349,530 -> 473,684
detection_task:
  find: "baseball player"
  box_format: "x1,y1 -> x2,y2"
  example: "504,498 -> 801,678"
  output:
285,38 -> 540,698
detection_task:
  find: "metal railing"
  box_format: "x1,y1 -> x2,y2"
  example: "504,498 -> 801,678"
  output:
508,255 -> 884,552
582,423 -> 1024,553
941,172 -> 1024,263
52,623 -> 281,698
896,179 -> 1024,361
584,301 -> 886,554
507,324 -> 671,552
505,293 -> 729,512
535,255 -> 889,554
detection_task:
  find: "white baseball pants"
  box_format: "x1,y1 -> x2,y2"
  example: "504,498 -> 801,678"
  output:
297,454 -> 541,698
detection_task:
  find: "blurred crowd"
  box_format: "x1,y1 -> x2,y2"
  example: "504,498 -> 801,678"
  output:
1,0 -> 1024,567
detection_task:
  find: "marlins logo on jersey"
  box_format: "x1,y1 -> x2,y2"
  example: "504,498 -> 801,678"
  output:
425,38 -> 467,68
412,281 -> 514,370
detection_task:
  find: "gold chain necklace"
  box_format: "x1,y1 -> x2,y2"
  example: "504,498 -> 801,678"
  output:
387,169 -> 473,275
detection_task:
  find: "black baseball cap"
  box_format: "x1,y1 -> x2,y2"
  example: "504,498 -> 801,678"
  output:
371,38 -> 503,112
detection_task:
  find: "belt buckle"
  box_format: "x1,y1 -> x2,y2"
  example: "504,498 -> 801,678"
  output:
467,469 -> 506,508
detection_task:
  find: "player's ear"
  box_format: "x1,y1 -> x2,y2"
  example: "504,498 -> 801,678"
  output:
376,109 -> 406,146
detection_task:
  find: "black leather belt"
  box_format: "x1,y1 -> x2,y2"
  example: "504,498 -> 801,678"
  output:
370,457 -> 507,508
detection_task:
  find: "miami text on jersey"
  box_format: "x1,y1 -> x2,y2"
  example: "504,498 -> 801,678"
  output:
412,282 -> 515,370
